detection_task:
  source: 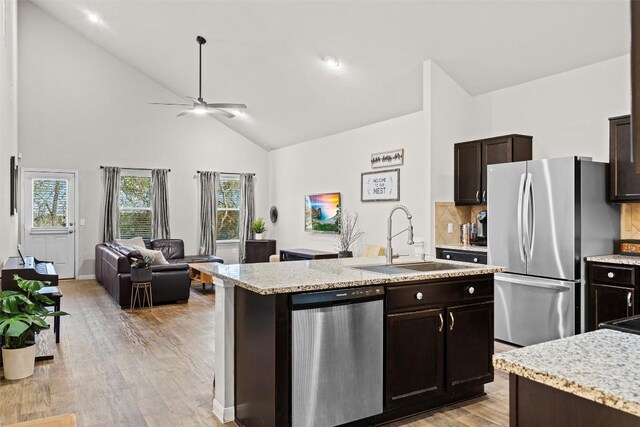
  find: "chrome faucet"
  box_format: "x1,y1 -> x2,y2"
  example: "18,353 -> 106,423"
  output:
386,205 -> 415,264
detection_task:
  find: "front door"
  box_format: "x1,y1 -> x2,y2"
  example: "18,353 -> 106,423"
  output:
22,170 -> 76,279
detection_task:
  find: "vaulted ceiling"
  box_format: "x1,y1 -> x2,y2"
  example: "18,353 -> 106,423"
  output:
31,0 -> 630,150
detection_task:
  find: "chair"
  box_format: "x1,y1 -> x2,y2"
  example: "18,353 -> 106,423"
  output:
363,245 -> 385,257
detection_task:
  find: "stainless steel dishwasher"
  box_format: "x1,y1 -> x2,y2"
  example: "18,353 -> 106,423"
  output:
291,286 -> 384,427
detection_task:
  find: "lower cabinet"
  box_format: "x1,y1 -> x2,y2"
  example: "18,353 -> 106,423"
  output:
590,284 -> 635,330
385,308 -> 444,407
446,301 -> 493,390
384,277 -> 494,414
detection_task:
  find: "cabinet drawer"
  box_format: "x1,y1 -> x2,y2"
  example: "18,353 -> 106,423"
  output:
386,278 -> 493,313
591,264 -> 636,287
436,249 -> 487,265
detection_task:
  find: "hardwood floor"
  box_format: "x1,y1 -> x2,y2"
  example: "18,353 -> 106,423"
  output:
0,280 -> 513,426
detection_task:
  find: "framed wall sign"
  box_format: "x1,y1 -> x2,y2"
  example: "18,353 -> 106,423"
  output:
361,168 -> 400,202
371,148 -> 404,168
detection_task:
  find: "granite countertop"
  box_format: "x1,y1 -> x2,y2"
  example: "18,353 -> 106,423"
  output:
435,244 -> 488,253
586,254 -> 640,266
493,329 -> 640,417
198,256 -> 504,295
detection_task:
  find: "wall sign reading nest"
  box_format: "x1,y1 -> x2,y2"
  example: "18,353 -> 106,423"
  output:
361,168 -> 400,202
371,148 -> 404,168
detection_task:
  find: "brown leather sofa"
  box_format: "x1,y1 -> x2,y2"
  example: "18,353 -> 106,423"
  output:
95,239 -> 223,308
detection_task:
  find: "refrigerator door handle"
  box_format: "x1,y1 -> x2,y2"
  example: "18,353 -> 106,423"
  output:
523,172 -> 533,260
524,172 -> 535,260
495,273 -> 573,292
516,173 -> 527,263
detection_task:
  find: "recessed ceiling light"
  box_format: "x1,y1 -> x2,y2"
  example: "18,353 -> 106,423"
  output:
86,12 -> 100,24
323,56 -> 340,68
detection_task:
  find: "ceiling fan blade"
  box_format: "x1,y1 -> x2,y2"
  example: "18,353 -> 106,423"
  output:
208,109 -> 235,119
206,103 -> 247,109
186,96 -> 203,104
150,102 -> 192,106
177,111 -> 190,117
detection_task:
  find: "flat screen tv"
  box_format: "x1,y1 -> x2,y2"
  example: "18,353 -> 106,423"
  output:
305,192 -> 341,233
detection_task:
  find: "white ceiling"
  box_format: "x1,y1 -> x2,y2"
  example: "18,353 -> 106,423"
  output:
31,0 -> 630,150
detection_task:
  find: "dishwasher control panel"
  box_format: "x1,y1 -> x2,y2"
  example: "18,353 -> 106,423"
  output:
291,286 -> 385,310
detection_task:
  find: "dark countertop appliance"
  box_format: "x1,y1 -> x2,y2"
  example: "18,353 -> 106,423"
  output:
471,210 -> 487,246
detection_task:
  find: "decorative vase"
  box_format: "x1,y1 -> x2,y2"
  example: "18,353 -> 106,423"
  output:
255,233 -> 264,240
2,344 -> 36,380
131,267 -> 152,283
338,250 -> 353,258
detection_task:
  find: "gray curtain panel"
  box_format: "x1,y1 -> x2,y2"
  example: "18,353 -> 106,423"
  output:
199,171 -> 219,255
101,166 -> 121,242
238,174 -> 255,263
151,169 -> 171,239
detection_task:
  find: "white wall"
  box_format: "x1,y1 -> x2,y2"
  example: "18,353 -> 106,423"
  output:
18,2 -> 269,275
268,111 -> 426,257
0,0 -> 19,265
471,55 -> 630,162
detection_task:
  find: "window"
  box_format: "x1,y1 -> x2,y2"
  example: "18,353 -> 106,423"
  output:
32,178 -> 69,229
119,171 -> 152,239
217,174 -> 241,241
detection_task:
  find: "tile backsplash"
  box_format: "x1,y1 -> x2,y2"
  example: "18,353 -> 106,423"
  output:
621,204 -> 640,239
434,201 -> 486,245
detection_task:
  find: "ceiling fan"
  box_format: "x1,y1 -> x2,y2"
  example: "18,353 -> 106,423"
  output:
150,36 -> 247,118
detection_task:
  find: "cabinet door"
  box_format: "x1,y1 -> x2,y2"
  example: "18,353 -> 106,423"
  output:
454,142 -> 482,205
386,308 -> 444,408
589,284 -> 635,330
481,137 -> 512,203
609,116 -> 640,201
446,301 -> 493,390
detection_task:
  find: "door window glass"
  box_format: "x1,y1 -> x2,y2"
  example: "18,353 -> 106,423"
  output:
32,179 -> 69,228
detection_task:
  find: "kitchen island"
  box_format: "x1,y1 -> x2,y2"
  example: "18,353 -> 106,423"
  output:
494,329 -> 640,426
204,256 -> 504,426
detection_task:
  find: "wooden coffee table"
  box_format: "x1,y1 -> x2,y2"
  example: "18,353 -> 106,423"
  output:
188,263 -> 215,292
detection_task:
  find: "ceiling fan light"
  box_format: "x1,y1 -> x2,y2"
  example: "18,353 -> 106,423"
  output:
323,56 -> 340,68
86,12 -> 101,24
193,107 -> 207,115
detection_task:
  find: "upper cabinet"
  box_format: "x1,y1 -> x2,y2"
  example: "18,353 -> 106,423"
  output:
609,115 -> 640,202
454,135 -> 532,205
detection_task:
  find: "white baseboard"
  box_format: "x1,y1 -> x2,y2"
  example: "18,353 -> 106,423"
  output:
77,274 -> 96,280
212,399 -> 235,423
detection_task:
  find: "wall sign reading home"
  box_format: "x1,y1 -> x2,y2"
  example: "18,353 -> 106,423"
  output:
304,192 -> 341,233
371,148 -> 404,168
361,169 -> 400,202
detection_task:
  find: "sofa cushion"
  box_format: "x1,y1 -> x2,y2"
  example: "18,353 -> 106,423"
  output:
150,239 -> 185,260
135,246 -> 170,265
116,237 -> 146,249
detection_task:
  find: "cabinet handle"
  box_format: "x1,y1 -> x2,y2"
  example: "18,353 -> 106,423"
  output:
475,190 -> 480,202
482,190 -> 486,203
468,286 -> 475,295
446,254 -> 451,259
608,272 -> 615,279
415,292 -> 423,301
438,313 -> 444,332
449,312 -> 455,331
628,292 -> 632,308
473,257 -> 478,263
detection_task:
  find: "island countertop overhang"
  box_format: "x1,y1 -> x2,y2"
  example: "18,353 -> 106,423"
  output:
194,256 -> 505,295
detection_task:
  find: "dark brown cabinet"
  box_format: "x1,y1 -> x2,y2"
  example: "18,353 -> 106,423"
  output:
588,262 -> 638,331
446,301 -> 493,390
435,248 -> 487,264
454,135 -> 532,205
609,115 -> 640,202
245,239 -> 276,263
385,308 -> 444,408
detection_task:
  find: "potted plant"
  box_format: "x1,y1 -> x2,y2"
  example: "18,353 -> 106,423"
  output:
252,217 -> 267,240
127,253 -> 153,283
0,275 -> 69,380
336,210 -> 365,258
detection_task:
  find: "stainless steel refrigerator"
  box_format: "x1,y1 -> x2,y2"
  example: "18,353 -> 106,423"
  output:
488,157 -> 619,347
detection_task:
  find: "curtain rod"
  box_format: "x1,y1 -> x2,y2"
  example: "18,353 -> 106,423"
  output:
196,171 -> 255,176
100,166 -> 171,172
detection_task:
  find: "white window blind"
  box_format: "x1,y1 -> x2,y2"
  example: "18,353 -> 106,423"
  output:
217,174 -> 241,241
119,172 -> 152,239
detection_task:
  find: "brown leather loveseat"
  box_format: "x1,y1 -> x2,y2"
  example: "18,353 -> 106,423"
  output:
95,239 -> 222,308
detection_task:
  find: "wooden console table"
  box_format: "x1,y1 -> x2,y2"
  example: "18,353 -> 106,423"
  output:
279,248 -> 338,261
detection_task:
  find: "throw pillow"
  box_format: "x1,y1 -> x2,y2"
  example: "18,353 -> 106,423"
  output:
137,246 -> 170,265
116,237 -> 146,249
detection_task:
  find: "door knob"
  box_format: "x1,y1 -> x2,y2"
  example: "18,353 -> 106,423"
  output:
68,230 -> 74,234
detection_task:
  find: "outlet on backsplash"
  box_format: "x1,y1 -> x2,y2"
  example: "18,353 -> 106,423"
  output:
434,202 -> 486,245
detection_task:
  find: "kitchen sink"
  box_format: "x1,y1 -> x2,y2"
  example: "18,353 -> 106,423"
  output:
352,261 -> 474,275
